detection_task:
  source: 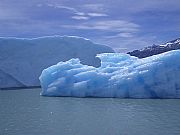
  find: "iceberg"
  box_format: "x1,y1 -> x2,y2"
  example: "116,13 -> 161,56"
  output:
40,50 -> 180,98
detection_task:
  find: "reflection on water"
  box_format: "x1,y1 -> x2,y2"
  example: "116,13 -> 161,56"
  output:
0,89 -> 180,135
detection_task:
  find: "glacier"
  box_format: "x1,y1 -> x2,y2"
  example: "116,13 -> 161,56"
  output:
40,50 -> 180,98
0,36 -> 114,89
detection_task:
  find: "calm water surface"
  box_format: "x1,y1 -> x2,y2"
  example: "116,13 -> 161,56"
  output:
0,88 -> 180,135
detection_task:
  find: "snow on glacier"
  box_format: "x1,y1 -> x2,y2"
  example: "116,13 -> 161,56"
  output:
39,50 -> 180,98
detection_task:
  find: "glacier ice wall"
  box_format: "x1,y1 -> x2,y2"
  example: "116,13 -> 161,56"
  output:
40,50 -> 180,98
0,36 -> 114,89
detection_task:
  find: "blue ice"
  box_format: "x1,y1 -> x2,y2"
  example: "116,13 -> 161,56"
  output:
39,50 -> 180,98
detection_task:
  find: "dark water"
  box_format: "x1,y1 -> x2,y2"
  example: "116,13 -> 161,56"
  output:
0,89 -> 180,135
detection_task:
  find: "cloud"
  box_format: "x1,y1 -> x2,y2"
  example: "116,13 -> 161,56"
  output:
75,12 -> 86,16
82,4 -> 105,12
46,4 -> 79,14
113,47 -> 128,52
71,16 -> 89,20
104,33 -> 134,38
62,20 -> 140,33
45,3 -> 108,20
61,20 -> 140,43
87,13 -> 108,17
94,35 -> 158,52
45,3 -> 86,17
72,13 -> 108,20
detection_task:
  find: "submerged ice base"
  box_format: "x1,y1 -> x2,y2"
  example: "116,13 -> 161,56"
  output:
39,50 -> 180,98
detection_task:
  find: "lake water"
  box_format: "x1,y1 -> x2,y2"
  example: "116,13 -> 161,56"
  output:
0,89 -> 180,135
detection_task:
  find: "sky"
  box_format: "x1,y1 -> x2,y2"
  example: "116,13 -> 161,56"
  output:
0,0 -> 180,52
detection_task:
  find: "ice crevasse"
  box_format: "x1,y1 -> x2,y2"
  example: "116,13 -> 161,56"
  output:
39,50 -> 180,98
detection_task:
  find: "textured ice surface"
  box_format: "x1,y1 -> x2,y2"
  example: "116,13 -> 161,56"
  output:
40,50 -> 180,98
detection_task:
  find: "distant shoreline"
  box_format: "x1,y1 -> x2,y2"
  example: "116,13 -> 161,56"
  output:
0,86 -> 41,90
